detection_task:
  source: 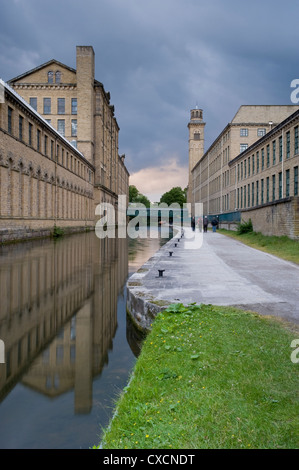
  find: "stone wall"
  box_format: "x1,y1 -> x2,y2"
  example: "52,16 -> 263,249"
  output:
241,196 -> 299,240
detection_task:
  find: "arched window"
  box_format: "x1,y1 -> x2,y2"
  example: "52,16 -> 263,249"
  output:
47,71 -> 54,83
55,71 -> 61,83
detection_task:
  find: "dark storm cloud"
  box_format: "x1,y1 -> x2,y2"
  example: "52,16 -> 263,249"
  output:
1,0 -> 298,198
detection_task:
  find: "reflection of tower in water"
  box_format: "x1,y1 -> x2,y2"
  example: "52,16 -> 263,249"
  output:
0,232 -> 129,414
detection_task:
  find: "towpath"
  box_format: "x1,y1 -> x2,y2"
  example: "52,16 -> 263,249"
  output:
127,228 -> 299,330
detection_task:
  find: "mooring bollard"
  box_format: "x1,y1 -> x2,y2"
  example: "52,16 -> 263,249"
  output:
158,269 -> 165,277
169,251 -> 173,257
174,243 -> 178,247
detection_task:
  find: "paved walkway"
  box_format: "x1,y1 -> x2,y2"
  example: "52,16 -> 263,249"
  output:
127,228 -> 299,330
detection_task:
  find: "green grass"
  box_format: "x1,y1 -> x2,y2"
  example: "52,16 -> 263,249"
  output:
99,303 -> 299,449
218,229 -> 299,264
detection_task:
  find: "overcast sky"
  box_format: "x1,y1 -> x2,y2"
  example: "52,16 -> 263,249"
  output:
1,0 -> 298,201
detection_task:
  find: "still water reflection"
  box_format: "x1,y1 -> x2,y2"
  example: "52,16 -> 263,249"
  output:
0,229 -> 171,449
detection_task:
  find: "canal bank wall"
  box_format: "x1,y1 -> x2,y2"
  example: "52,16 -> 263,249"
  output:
126,228 -> 186,332
0,224 -> 94,244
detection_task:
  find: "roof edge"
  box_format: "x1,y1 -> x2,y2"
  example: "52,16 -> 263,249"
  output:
8,59 -> 76,84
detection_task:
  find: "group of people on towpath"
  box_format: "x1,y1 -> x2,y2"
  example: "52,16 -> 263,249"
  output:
191,216 -> 219,232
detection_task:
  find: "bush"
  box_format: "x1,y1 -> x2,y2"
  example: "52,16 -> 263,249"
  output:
237,218 -> 253,234
52,226 -> 64,238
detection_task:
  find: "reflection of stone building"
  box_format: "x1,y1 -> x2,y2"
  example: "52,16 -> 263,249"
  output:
0,46 -> 129,242
0,232 -> 128,413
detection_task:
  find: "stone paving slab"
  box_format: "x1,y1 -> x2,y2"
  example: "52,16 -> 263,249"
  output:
127,228 -> 299,331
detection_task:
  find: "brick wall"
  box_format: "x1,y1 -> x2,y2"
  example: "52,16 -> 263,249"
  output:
241,197 -> 299,240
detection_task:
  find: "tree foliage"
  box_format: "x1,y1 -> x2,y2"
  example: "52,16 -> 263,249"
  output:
160,186 -> 186,207
129,185 -> 151,208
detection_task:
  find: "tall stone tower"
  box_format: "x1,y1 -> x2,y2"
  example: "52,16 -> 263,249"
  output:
76,46 -> 95,165
187,107 -> 205,204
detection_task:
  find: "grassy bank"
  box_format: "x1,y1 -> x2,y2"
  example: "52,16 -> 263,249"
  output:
99,303 -> 299,449
218,229 -> 299,264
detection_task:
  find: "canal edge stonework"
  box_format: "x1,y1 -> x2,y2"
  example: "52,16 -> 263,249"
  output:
126,233 -> 179,332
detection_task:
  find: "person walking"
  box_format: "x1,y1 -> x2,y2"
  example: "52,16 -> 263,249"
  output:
203,216 -> 208,233
211,217 -> 218,233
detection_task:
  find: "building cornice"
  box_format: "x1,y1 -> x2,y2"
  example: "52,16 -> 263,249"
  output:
12,84 -> 77,90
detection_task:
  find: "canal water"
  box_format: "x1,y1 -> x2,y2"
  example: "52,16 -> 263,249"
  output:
0,228 -> 172,449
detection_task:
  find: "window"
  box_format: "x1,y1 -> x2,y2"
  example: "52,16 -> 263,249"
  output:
248,184 -> 250,207
248,156 -> 251,176
266,145 -> 270,168
51,140 -> 54,160
19,115 -> 23,141
57,119 -> 65,137
295,127 -> 299,155
272,175 -> 276,201
256,151 -> 259,173
279,136 -> 283,162
56,345 -> 64,365
257,128 -> 266,137
240,144 -> 248,153
266,177 -> 269,202
55,71 -> 61,83
194,132 -> 201,140
294,166 -> 298,196
29,97 -> 37,111
44,135 -> 48,156
273,140 -> 276,165
261,148 -> 264,170
71,119 -> 77,137
47,71 -> 54,83
256,180 -> 259,205
71,98 -> 77,114
37,129 -> 41,151
29,122 -> 33,146
252,182 -> 254,206
286,169 -> 290,197
70,140 -> 77,148
57,98 -> 65,114
45,119 -> 51,125
43,98 -> 51,114
286,131 -> 290,159
8,107 -> 13,134
240,128 -> 248,137
279,172 -> 282,199
261,179 -> 264,204
252,155 -> 255,174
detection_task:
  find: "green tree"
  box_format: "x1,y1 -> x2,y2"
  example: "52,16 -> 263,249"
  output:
129,185 -> 151,208
160,186 -> 186,207
129,185 -> 139,202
